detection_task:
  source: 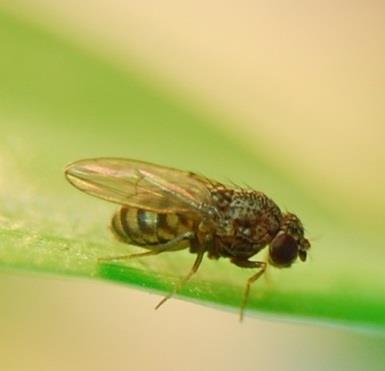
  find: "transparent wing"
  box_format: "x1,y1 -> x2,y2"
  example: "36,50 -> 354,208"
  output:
65,158 -> 215,216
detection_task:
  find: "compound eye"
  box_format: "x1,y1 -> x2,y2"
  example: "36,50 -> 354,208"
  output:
269,233 -> 298,267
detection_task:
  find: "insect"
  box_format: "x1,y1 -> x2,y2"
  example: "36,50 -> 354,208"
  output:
65,158 -> 311,320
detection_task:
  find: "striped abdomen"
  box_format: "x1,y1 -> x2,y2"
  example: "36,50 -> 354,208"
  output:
111,206 -> 195,248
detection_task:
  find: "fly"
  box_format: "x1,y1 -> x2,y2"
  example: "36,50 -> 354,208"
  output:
65,158 -> 311,321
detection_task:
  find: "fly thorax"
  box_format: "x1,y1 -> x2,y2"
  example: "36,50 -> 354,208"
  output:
227,192 -> 264,221
231,192 -> 280,239
211,187 -> 282,243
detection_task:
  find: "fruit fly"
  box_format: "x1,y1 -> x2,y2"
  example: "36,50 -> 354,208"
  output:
65,158 -> 310,320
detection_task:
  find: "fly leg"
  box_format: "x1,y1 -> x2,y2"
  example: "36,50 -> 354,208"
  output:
231,258 -> 267,322
98,232 -> 194,262
155,247 -> 205,310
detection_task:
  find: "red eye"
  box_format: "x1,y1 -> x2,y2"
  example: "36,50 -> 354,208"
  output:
269,233 -> 298,267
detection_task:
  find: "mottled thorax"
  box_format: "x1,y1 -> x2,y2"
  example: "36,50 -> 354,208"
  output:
210,186 -> 282,258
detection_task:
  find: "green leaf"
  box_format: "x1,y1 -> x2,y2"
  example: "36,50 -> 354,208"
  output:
0,8 -> 384,333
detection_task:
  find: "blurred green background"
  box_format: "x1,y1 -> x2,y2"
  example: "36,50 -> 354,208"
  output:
1,2 -> 385,371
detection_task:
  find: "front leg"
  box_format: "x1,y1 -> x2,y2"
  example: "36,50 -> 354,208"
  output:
231,257 -> 267,322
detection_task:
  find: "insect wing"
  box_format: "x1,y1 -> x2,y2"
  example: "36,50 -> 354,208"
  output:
65,158 -> 213,215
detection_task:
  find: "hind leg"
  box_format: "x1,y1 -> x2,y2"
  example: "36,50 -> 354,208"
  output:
98,232 -> 194,262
